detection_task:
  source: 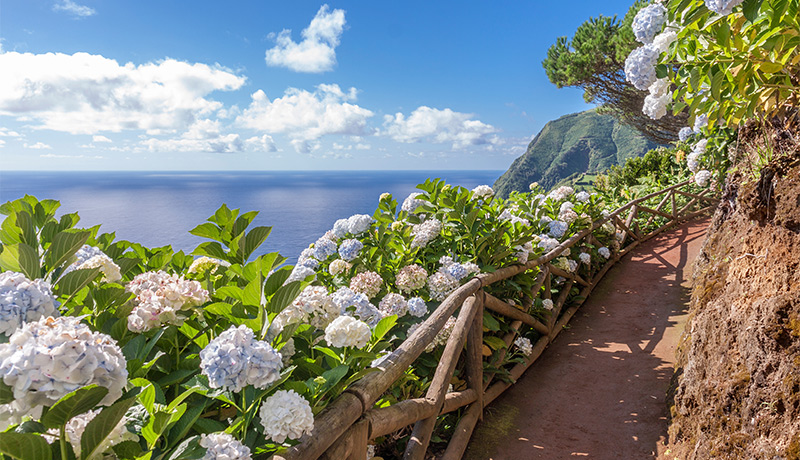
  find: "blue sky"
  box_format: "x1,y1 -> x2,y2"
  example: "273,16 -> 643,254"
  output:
0,0 -> 636,171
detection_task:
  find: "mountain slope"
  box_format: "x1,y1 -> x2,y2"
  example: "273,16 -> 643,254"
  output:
494,109 -> 660,196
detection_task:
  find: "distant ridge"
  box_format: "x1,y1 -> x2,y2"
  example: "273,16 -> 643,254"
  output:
494,109 -> 660,196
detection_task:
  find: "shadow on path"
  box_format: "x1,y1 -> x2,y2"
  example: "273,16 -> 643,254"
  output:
464,218 -> 709,460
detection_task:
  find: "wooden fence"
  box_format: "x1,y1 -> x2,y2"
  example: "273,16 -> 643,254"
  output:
271,179 -> 717,460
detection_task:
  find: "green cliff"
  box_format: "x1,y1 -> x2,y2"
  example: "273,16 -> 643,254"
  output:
494,109 -> 660,196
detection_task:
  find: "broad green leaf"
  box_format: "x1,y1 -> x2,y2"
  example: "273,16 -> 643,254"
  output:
483,336 -> 508,351
15,211 -> 37,248
242,278 -> 262,307
371,315 -> 398,343
266,281 -> 303,314
166,436 -> 205,460
54,267 -> 101,299
188,223 -> 222,242
191,242 -> 227,261
319,364 -> 350,395
80,397 -> 137,460
0,380 -> 14,404
165,403 -> 205,449
41,385 -> 109,429
0,432 -> 52,460
0,243 -> 40,280
45,230 -> 91,273
239,226 -> 272,263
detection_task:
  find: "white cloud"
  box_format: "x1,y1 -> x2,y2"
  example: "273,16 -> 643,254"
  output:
0,139 -> 5,148
333,142 -> 370,151
290,139 -> 321,154
40,153 -> 103,159
24,142 -> 52,149
92,135 -> 112,143
245,135 -> 278,152
238,84 -> 373,144
0,128 -> 20,137
0,51 -> 246,135
383,107 -> 498,148
53,0 -> 96,18
265,5 -> 346,73
140,119 -> 244,153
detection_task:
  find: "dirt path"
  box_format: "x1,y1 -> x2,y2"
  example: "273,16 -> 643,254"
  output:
464,218 -> 710,460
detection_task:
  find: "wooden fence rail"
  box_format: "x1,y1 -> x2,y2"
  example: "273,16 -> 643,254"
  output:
271,179 -> 716,460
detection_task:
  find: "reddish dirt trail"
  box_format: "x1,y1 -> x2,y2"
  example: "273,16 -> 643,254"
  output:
464,218 -> 710,460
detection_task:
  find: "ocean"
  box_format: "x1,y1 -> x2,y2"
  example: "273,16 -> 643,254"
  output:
0,170 -> 503,263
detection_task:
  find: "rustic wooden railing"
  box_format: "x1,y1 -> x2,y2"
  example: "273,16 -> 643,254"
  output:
271,179 -> 718,460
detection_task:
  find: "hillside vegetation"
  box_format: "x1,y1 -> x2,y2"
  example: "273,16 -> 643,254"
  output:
494,109 -> 660,196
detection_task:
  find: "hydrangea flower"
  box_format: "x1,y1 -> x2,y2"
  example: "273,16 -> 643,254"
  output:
331,287 -> 383,326
407,297 -> 428,317
537,236 -> 561,253
515,242 -> 534,265
273,286 -> 339,333
396,264 -> 428,293
338,239 -> 364,262
542,299 -> 554,311
427,271 -> 460,301
598,247 -> 611,259
694,170 -> 712,187
427,316 -> 457,352
0,272 -> 59,336
324,316 -> 371,348
349,271 -> 383,299
0,316 -> 127,422
652,30 -> 678,53
200,325 -> 282,392
347,214 -> 374,235
297,248 -> 319,269
632,3 -> 668,44
286,265 -> 316,284
499,209 -> 530,226
64,245 -> 122,282
624,44 -> 660,91
580,253 -> 591,265
379,192 -> 391,201
693,114 -> 709,133
643,78 -> 672,120
188,256 -> 230,276
279,338 -> 295,367
312,236 -> 338,261
575,191 -> 591,202
559,208 -> 579,224
705,0 -> 745,15
126,271 -> 209,332
200,432 -> 252,460
401,192 -> 428,214
332,218 -> 350,239
514,337 -> 533,357
328,259 -> 351,276
678,127 -> 694,142
547,186 -> 574,201
59,409 -> 138,459
548,220 -> 569,239
411,218 -> 442,249
378,293 -> 408,317
471,185 -> 494,199
259,390 -> 314,444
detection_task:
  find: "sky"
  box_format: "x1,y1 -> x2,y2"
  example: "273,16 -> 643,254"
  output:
0,0 -> 636,171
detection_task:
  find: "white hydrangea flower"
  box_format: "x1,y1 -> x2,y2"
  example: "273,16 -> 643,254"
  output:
652,30 -> 678,53
693,114 -> 709,133
288,286 -> 339,330
546,186 -> 574,201
514,337 -> 533,357
200,432 -> 252,460
188,256 -> 230,276
498,209 -> 530,226
694,170 -> 712,187
598,247 -> 611,259
548,220 -> 568,239
401,192 -> 428,214
379,192 -> 391,201
559,208 -> 579,224
338,239 -> 364,262
537,235 -> 561,253
568,260 -> 578,272
427,271 -> 460,301
575,191 -> 591,202
279,338 -> 295,367
259,390 -> 314,444
63,245 -> 121,282
471,185 -> 494,199
331,287 -> 383,326
312,236 -> 338,261
200,325 -> 282,392
379,292 -> 408,317
407,297 -> 428,317
328,259 -> 351,276
580,253 -> 591,265
332,218 -> 349,239
624,44 -> 660,91
411,218 -> 442,249
349,271 -> 383,299
0,316 -> 127,421
61,409 -> 138,459
395,264 -> 428,293
285,265 -> 317,285
678,127 -> 694,142
632,3 -> 668,44
324,316 -> 371,348
542,299 -> 554,311
705,0 -> 744,15
426,316 -> 457,352
514,241 -> 534,265
347,214 -> 374,235
126,271 -> 209,332
0,272 -> 59,336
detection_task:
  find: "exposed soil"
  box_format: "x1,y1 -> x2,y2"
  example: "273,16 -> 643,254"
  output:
664,150 -> 800,459
464,218 -> 710,460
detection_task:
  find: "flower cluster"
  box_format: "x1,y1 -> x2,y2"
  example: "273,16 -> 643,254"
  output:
0,271 -> 59,336
126,270 -> 209,332
312,236 -> 338,261
258,390 -> 314,444
200,325 -> 283,392
643,78 -> 672,120
678,126 -> 694,142
598,247 -> 611,259
705,0 -> 744,15
687,139 -> 707,173
0,316 -> 127,423
61,409 -> 138,458
548,220 -> 569,239
328,259 -> 351,276
338,239 -> 364,261
693,114 -> 709,133
542,299 -> 554,311
694,170 -> 712,187
271,286 -> 340,336
396,264 -> 428,293
411,218 -> 442,249
514,337 -> 533,357
401,192 -> 428,214
579,252 -> 591,265
625,44 -> 660,91
632,3 -> 668,44
471,185 -> 494,199
407,297 -> 428,317
427,257 -> 478,301
547,186 -> 574,202
332,214 -> 374,238
350,271 -> 383,299
200,432 -> 252,460
324,315 -> 371,348
378,292 -> 408,317
64,245 -> 122,282
188,256 -> 230,276
331,287 -> 383,326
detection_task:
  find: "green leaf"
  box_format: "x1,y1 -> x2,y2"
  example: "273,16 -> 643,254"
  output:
165,402 -> 205,448
484,336 -> 508,351
80,397 -> 137,460
742,0 -> 763,22
319,364 -> 350,395
0,243 -> 40,280
54,267 -> 101,299
15,211 -> 37,248
166,436 -> 205,460
45,230 -> 91,274
238,226 -> 272,264
191,242 -> 227,261
188,223 -> 222,242
0,378 -> 14,404
41,385 -> 109,429
371,315 -> 397,343
267,281 -> 303,314
0,432 -> 52,460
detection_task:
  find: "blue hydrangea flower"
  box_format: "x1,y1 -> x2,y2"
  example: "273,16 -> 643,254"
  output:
624,45 -> 660,91
408,297 -> 428,317
338,239 -> 364,262
678,127 -> 694,142
200,325 -> 283,392
632,3 -> 668,44
332,287 -> 383,326
332,218 -> 349,239
445,263 -> 469,281
313,237 -> 338,261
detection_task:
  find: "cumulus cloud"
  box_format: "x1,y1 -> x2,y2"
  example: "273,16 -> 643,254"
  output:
0,51 -> 246,135
245,134 -> 278,152
0,128 -> 20,137
140,119 -> 244,153
265,5 -> 346,73
0,139 -> 5,148
24,142 -> 52,149
383,107 -> 498,148
53,0 -> 96,18
92,135 -> 112,143
237,84 -> 373,146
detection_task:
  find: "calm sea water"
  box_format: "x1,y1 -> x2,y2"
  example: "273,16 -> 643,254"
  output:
0,171 -> 502,263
